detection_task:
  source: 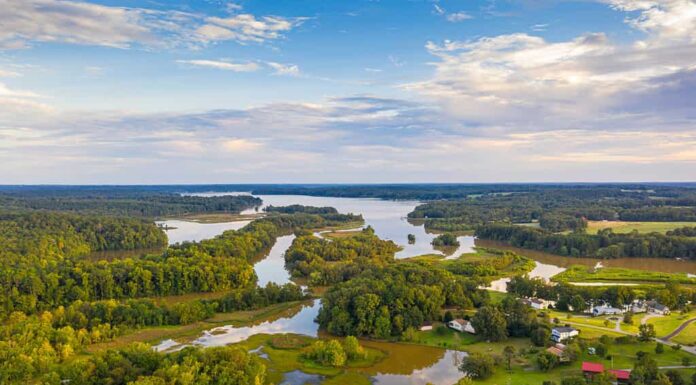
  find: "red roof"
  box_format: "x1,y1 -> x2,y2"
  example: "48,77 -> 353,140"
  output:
609,370 -> 630,380
582,362 -> 604,373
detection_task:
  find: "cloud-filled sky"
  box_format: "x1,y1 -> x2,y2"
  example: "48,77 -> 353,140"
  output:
1,0 -> 695,183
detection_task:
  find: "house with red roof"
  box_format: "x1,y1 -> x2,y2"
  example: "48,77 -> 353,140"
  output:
582,362 -> 604,378
609,369 -> 631,383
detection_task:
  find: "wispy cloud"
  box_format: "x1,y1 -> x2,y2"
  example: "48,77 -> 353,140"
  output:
433,4 -> 473,22
266,61 -> 300,76
176,59 -> 299,75
0,0 -> 305,50
194,14 -> 306,45
177,59 -> 260,72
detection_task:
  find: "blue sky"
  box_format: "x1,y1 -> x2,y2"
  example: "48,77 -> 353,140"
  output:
1,0 -> 695,183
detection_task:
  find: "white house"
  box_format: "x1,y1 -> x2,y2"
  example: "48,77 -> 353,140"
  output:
419,322 -> 433,331
448,319 -> 476,334
592,305 -> 623,316
521,298 -> 555,310
551,326 -> 579,342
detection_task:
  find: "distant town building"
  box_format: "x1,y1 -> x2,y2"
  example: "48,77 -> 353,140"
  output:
551,326 -> 579,342
447,319 -> 476,334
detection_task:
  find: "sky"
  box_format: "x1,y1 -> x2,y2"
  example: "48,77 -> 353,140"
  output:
1,0 -> 695,184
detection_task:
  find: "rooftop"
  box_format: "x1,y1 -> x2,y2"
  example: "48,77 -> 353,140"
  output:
582,362 -> 604,373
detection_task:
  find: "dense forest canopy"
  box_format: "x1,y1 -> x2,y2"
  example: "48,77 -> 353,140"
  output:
409,188 -> 696,232
0,188 -> 261,217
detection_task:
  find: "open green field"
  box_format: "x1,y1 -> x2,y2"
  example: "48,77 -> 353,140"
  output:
552,265 -> 696,285
672,322 -> 696,345
648,310 -> 696,339
587,220 -> 696,234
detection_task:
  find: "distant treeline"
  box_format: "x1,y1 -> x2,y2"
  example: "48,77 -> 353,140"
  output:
0,189 -> 261,217
265,205 -> 338,214
408,188 -> 696,232
476,224 -> 696,259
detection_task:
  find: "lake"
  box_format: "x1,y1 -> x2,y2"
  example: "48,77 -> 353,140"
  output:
187,192 -> 476,259
156,218 -> 251,245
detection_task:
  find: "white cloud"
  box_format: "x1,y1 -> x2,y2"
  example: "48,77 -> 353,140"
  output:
0,0 -> 304,50
177,59 -> 260,72
0,0 -> 177,49
433,4 -> 473,22
194,14 -> 305,44
446,12 -> 473,22
266,61 -> 300,76
408,0 -> 696,128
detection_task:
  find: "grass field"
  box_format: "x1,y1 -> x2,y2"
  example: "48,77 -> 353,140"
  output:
672,322 -> 696,345
552,265 -> 696,285
586,220 -> 696,234
648,310 -> 696,339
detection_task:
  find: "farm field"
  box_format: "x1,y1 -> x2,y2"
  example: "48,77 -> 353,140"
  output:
586,220 -> 696,234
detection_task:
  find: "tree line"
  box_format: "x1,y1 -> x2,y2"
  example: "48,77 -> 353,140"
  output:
476,224 -> 696,259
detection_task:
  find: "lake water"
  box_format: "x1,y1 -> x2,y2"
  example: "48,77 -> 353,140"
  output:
156,219 -> 251,245
187,192 -> 475,259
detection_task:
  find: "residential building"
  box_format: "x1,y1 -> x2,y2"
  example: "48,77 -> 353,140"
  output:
551,326 -> 579,342
592,305 -> 623,316
582,362 -> 604,379
447,319 -> 476,334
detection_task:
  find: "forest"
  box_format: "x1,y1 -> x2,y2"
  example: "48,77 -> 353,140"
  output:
409,188 -> 696,232
0,201 -> 361,383
284,227 -> 400,285
0,187 -> 261,217
475,224 -> 696,259
317,262 -> 486,338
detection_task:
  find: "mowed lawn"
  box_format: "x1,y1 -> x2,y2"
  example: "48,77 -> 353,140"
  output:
586,220 -> 696,234
648,310 -> 696,339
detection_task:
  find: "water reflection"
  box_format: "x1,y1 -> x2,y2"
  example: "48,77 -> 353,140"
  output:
359,341 -> 466,385
279,371 -> 323,385
193,299 -> 321,347
253,234 -> 296,286
156,219 -> 251,245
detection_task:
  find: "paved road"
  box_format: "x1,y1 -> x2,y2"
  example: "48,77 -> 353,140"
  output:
661,317 -> 696,341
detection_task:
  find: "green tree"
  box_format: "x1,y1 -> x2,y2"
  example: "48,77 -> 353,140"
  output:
471,306 -> 508,342
537,351 -> 559,372
655,343 -> 665,354
639,323 -> 656,341
460,353 -> 495,379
